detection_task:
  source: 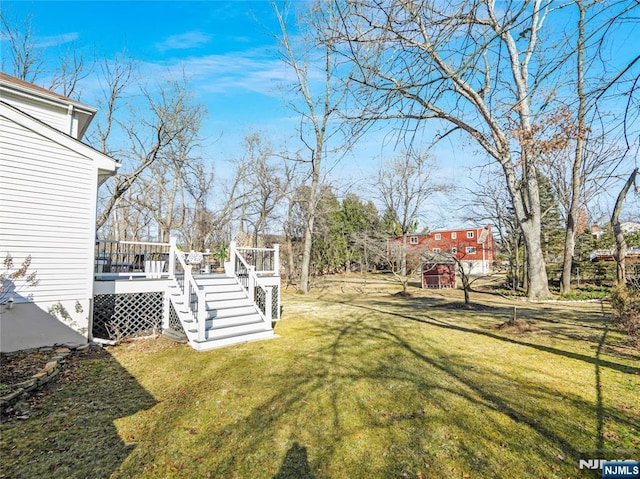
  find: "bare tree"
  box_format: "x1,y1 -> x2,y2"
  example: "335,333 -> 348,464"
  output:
274,1 -> 355,293
97,76 -> 205,236
377,150 -> 448,277
329,0 -> 640,297
366,232 -> 430,295
462,168 -> 523,291
238,133 -> 294,247
1,11 -> 44,83
611,168 -> 639,285
180,163 -> 215,251
1,10 -> 90,98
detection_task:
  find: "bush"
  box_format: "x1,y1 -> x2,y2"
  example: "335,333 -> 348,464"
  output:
610,284 -> 640,346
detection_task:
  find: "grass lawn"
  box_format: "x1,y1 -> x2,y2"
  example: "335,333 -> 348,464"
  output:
1,274 -> 639,478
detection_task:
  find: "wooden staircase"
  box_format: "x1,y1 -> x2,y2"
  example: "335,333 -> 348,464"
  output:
168,274 -> 275,351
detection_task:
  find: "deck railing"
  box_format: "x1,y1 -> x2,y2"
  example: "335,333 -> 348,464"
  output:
94,238 -> 281,332
170,238 -> 207,342
234,245 -> 280,275
95,240 -> 171,279
229,241 -> 280,322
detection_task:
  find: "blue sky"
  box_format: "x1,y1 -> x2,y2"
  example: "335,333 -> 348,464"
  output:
1,0 -> 464,226
2,1 -> 639,228
1,1 -> 304,164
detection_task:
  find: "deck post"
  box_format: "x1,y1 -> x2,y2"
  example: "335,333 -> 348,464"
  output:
273,244 -> 280,275
228,241 -> 237,276
197,291 -> 206,342
169,237 -> 177,279
265,286 -> 273,327
183,264 -> 192,305
248,266 -> 255,302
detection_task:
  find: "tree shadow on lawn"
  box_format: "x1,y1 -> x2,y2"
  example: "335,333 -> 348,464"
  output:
351,297 -> 640,375
110,309 -> 638,478
401,294 -> 628,350
0,348 -> 157,478
305,313 -> 640,477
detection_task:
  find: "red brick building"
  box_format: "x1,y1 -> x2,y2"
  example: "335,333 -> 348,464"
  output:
391,224 -> 496,275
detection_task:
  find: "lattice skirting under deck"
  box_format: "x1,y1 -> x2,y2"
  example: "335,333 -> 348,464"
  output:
93,292 -> 164,340
168,301 -> 185,334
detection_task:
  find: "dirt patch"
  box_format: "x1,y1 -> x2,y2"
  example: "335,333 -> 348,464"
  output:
0,351 -> 51,387
494,319 -> 539,333
393,291 -> 413,298
1,347 -> 110,421
437,301 -> 497,311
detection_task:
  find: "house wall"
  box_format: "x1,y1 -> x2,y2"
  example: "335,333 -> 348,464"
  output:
393,226 -> 496,263
0,114 -> 98,340
0,93 -> 77,137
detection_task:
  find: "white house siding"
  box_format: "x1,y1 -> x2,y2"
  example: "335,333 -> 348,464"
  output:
0,114 -> 97,337
0,94 -> 73,136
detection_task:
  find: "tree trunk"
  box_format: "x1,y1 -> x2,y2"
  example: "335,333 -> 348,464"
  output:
299,153 -> 321,294
561,1 -> 587,294
560,223 -> 576,293
401,234 -> 408,277
520,211 -> 550,298
611,168 -> 639,285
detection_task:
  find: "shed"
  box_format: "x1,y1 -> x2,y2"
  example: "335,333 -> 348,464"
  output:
422,255 -> 456,289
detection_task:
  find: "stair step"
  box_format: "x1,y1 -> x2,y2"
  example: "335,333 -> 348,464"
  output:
209,313 -> 263,329
206,297 -> 253,309
208,305 -> 259,319
188,320 -> 268,339
194,276 -> 237,285
205,288 -> 246,298
169,274 -> 277,352
191,330 -> 276,351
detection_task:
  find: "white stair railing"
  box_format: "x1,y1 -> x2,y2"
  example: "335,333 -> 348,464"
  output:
229,241 -> 280,325
170,238 -> 207,342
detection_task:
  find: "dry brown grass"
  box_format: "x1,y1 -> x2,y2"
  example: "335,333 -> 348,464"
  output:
1,273 -> 638,479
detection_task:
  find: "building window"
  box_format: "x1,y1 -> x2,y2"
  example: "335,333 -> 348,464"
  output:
434,233 -> 441,240
467,231 -> 474,238
410,236 -> 419,244
451,247 -> 457,254
465,246 -> 476,254
433,248 -> 441,253
451,232 -> 457,239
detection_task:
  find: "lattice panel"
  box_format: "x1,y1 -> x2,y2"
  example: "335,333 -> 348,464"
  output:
93,292 -> 163,340
271,285 -> 280,320
254,286 -> 266,317
168,301 -> 185,334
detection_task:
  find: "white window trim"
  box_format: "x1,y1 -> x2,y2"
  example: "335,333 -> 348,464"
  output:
467,231 -> 474,238
433,247 -> 441,253
451,232 -> 457,239
465,246 -> 476,254
434,233 -> 441,240
409,236 -> 419,244
451,247 -> 457,254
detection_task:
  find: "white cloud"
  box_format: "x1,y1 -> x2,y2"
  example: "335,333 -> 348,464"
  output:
35,32 -> 79,48
156,31 -> 211,51
137,47 -> 294,97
